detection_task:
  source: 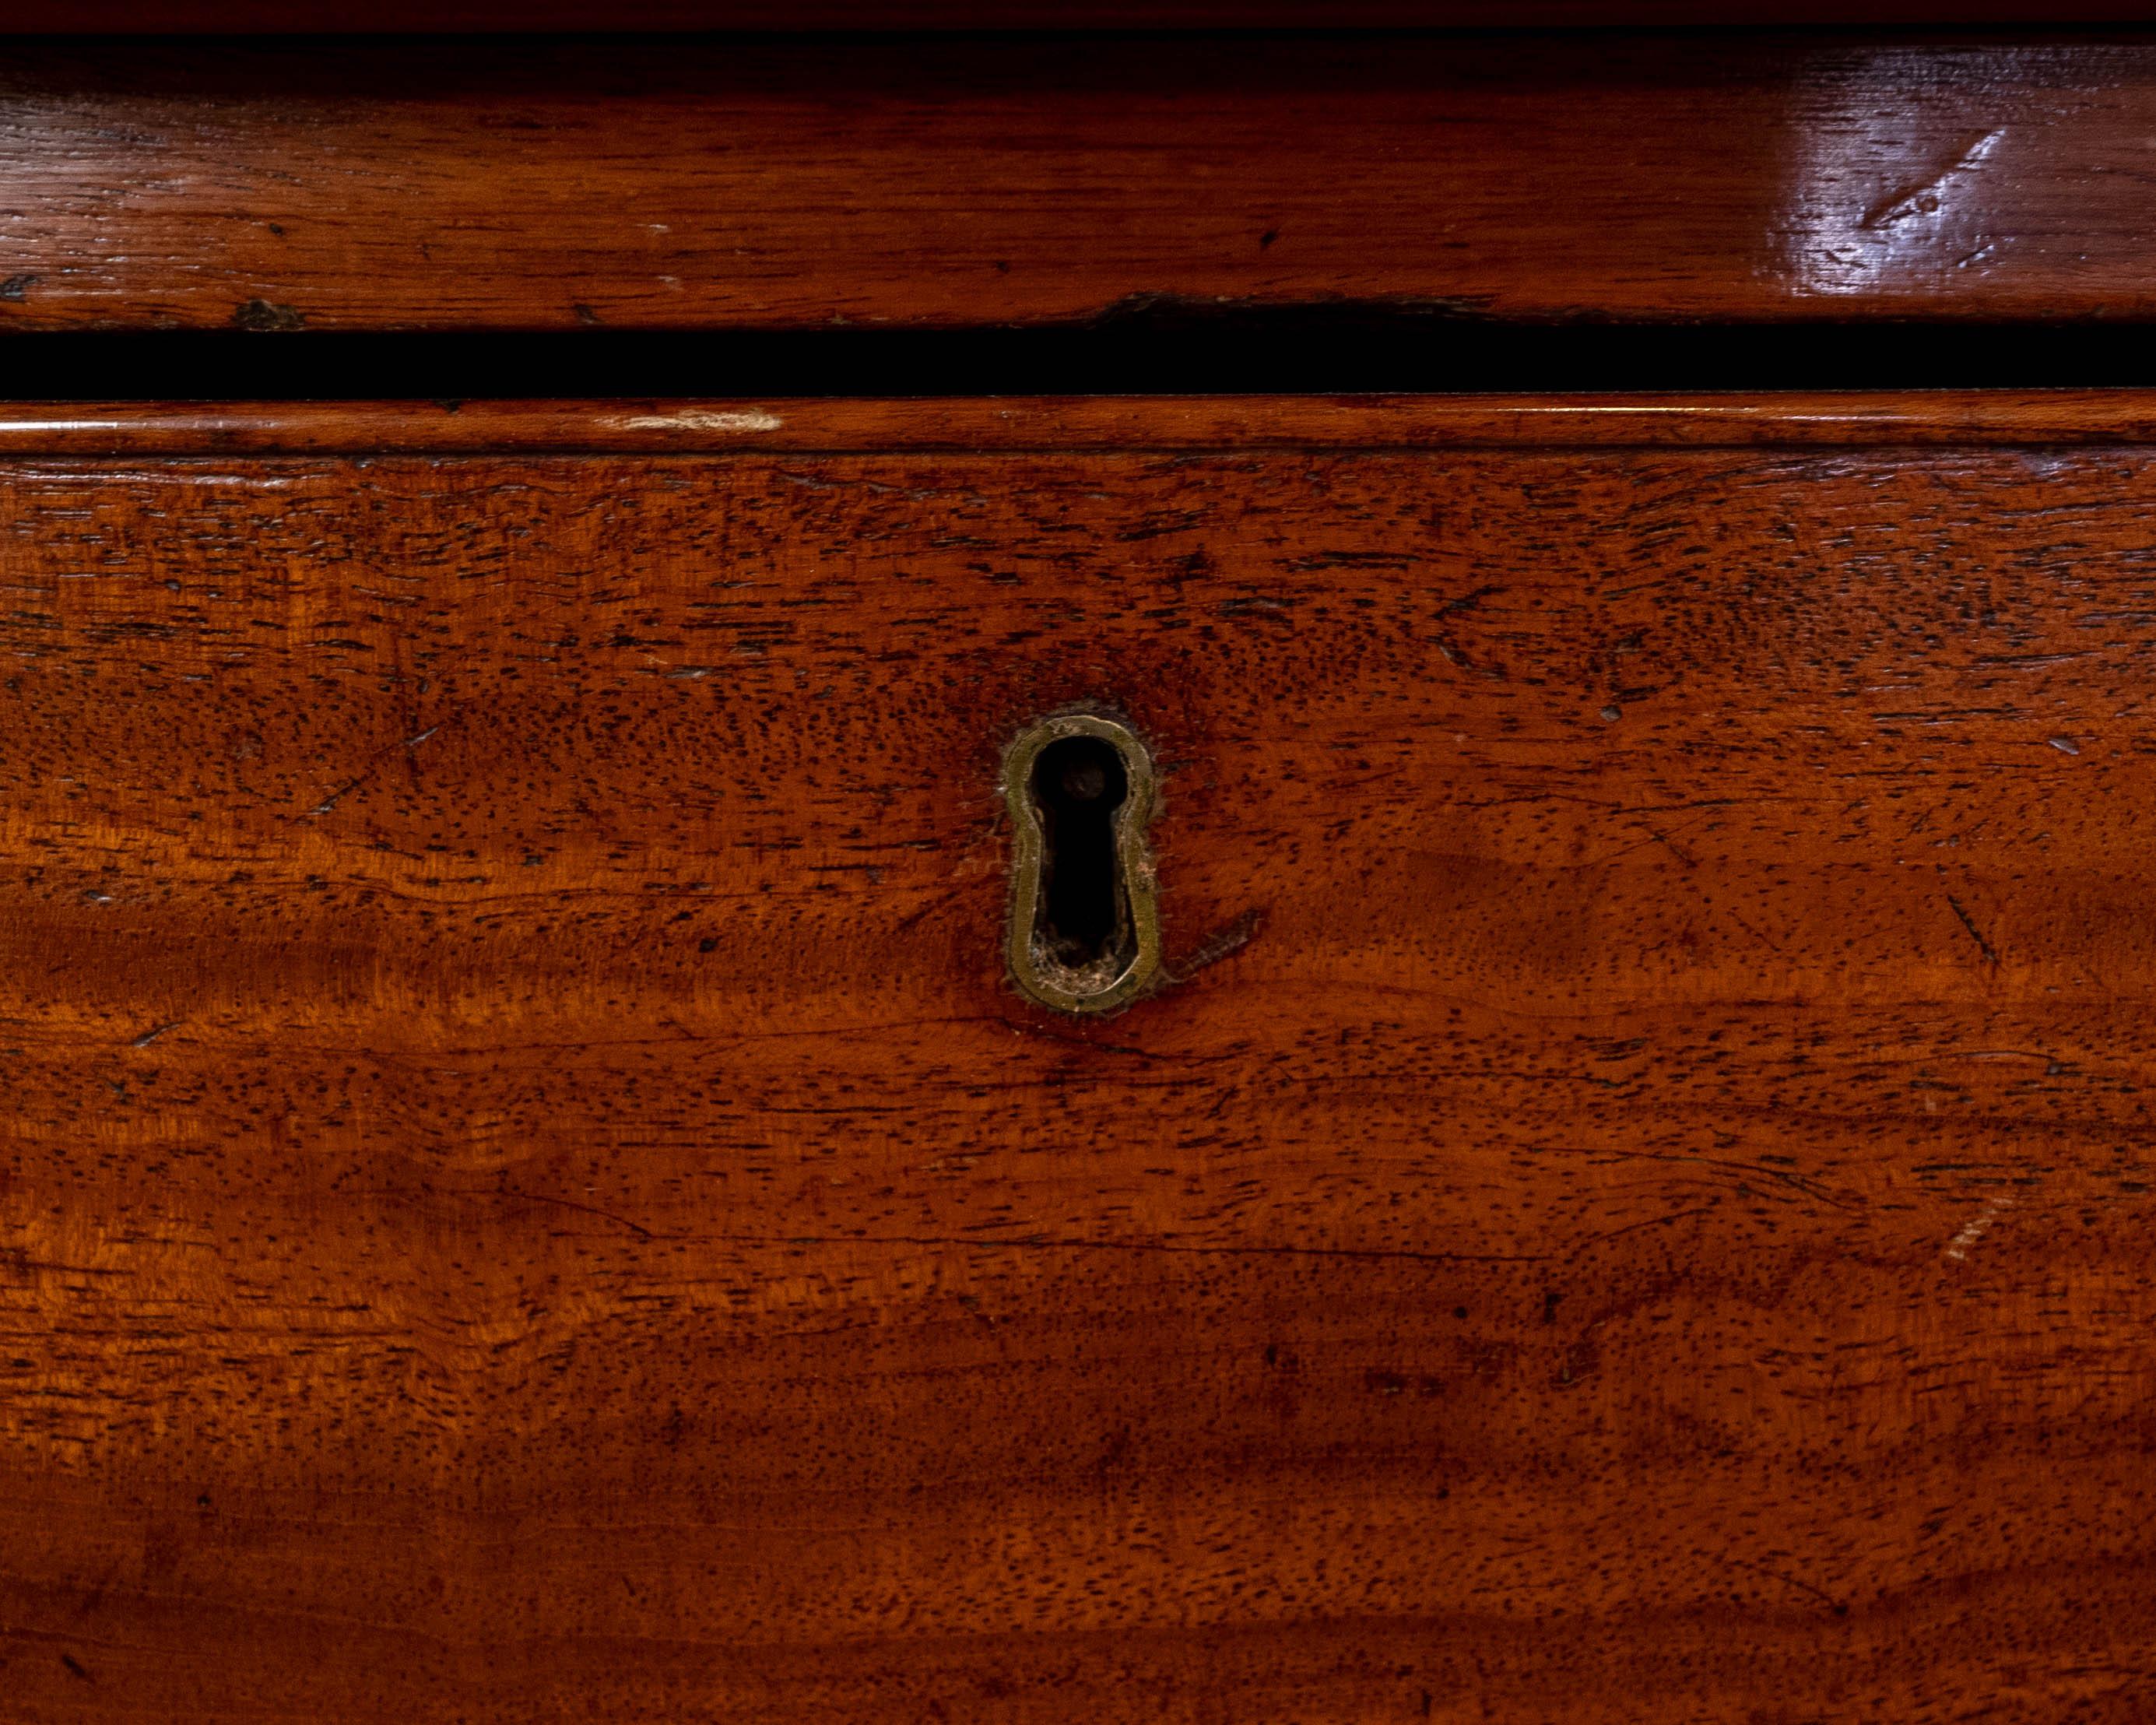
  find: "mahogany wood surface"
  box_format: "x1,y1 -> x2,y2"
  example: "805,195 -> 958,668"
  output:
2,395 -> 2152,1721
9,36 -> 2156,330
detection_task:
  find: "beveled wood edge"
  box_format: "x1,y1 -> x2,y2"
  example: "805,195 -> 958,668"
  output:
3,394 -> 2156,454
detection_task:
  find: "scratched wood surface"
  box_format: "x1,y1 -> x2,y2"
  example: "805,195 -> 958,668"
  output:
9,36 -> 2156,329
2,397 -> 2151,1721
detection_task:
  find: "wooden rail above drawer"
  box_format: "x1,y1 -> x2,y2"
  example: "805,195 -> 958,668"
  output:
9,36 -> 2156,332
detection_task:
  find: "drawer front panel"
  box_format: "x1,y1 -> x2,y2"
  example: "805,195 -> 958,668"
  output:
2,413 -> 2151,1720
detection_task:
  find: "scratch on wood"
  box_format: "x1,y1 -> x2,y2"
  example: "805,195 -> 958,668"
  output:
500,1189 -> 657,1240
1567,1203 -> 1719,1261
1945,1193 -> 2014,1261
615,409 -> 784,433
1944,893 -> 2001,968
1168,908 -> 1262,984
307,776 -> 365,816
1715,1555 -> 1848,1616
1860,129 -> 2006,230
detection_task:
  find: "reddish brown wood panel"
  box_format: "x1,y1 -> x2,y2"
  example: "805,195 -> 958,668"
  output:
2,398 -> 2154,1721
5,37 -> 2156,329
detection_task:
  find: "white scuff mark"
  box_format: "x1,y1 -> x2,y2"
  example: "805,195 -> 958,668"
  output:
1945,1193 -> 2015,1261
1778,104 -> 2013,296
1859,129 -> 2007,231
615,409 -> 784,434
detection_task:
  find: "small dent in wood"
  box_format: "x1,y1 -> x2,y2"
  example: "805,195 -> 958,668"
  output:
232,298 -> 307,332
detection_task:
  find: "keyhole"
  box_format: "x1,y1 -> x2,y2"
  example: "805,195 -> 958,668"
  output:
1032,736 -> 1130,972
1003,713 -> 1162,1014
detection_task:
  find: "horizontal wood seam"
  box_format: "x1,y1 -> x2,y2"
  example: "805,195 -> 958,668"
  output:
5,395 -> 2156,453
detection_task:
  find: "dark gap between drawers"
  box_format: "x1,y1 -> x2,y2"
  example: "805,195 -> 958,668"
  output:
2,319 -> 2154,399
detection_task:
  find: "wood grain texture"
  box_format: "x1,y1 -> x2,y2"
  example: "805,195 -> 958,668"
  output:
9,36 -> 2156,330
3,398 -> 2154,1721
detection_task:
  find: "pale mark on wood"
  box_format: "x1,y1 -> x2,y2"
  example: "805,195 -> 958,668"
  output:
1860,129 -> 2007,231
616,409 -> 784,434
1165,908 -> 1262,985
1945,1193 -> 2015,1262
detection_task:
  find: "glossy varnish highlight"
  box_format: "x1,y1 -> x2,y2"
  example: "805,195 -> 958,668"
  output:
7,37 -> 2156,330
1,398 -> 2151,1720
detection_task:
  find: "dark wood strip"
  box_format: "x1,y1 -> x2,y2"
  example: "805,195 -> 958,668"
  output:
5,37 -> 2156,329
16,2 -> 2156,25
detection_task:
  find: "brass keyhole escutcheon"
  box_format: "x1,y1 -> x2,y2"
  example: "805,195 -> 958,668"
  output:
1003,712 -> 1162,1014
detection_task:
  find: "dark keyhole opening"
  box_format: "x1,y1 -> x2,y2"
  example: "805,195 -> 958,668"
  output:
1031,734 -> 1132,975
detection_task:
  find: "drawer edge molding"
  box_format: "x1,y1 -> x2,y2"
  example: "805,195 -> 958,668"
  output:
2,392 -> 2156,455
